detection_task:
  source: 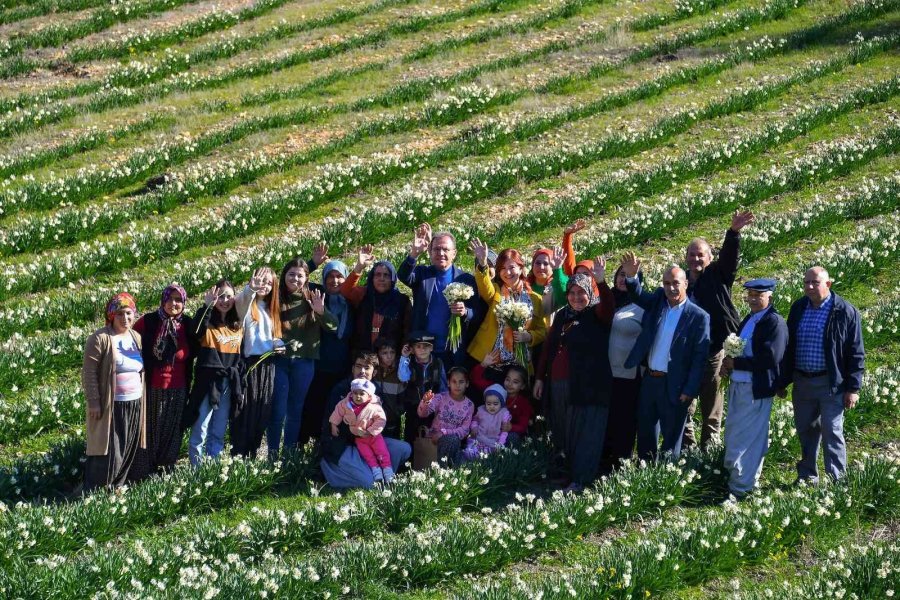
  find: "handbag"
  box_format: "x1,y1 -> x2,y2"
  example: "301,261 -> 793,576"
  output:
412,426 -> 439,471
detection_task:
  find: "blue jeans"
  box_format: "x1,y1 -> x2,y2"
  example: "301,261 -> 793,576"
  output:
188,379 -> 231,466
270,356 -> 315,455
637,374 -> 690,461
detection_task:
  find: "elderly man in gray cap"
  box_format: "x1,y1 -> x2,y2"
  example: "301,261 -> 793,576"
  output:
721,278 -> 788,498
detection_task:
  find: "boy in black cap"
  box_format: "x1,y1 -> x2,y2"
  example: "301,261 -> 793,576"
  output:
399,330 -> 448,443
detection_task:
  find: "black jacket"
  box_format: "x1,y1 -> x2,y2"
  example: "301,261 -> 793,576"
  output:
687,228 -> 741,355
732,307 -> 788,399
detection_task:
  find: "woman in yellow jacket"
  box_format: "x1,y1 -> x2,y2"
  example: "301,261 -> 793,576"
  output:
467,239 -> 546,371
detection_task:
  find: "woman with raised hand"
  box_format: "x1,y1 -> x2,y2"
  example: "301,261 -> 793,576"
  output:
271,258 -> 337,457
340,244 -> 412,356
600,258 -> 646,473
527,246 -> 569,325
185,281 -> 243,466
82,292 -> 147,491
467,239 -> 546,372
232,267 -> 283,459
300,251 -> 355,447
132,284 -> 195,474
534,258 -> 615,493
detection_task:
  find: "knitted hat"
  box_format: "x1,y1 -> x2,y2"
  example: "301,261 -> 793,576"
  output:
350,378 -> 376,397
484,383 -> 508,407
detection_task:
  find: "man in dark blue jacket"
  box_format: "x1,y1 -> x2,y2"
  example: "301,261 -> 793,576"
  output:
720,279 -> 788,498
778,267 -> 865,482
622,253 -> 710,460
397,223 -> 483,367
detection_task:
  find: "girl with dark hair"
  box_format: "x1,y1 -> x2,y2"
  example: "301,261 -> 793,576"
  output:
467,241 -> 546,371
185,280 -> 243,466
270,258 -> 336,457
232,267 -> 283,458
132,284 -> 195,474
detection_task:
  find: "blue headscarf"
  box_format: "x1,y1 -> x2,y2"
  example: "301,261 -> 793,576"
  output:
322,260 -> 350,339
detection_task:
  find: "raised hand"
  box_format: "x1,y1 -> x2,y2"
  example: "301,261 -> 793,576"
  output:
312,242 -> 329,267
469,237 -> 489,267
401,344 -> 411,357
249,268 -> 268,293
481,348 -> 501,368
204,285 -> 218,305
591,255 -> 607,283
411,223 -> 431,257
355,244 -> 376,273
549,246 -> 567,270
621,251 -> 640,278
564,219 -> 586,235
731,210 -> 755,232
308,288 -> 326,314
422,390 -> 434,406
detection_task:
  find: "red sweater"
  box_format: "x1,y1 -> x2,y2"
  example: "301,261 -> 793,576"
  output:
470,364 -> 532,434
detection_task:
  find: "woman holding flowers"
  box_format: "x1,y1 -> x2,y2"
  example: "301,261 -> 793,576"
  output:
340,244 -> 412,356
468,240 -> 546,372
232,267 -> 283,459
270,258 -> 336,457
82,292 -> 147,491
534,259 -> 615,493
132,284 -> 195,474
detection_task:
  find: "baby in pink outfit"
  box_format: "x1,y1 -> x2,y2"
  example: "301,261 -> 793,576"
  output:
329,378 -> 395,483
463,384 -> 512,460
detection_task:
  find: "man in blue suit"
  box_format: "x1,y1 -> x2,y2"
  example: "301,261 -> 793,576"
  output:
397,223 -> 483,367
621,252 -> 710,460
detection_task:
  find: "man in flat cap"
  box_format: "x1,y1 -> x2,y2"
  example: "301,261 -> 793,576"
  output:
777,267 -> 865,483
721,279 -> 787,498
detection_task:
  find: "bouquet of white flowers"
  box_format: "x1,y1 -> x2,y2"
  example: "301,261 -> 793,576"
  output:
443,283 -> 474,352
721,332 -> 747,391
494,300 -> 533,367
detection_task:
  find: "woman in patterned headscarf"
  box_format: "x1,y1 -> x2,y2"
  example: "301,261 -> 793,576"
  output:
533,260 -> 616,493
82,292 -> 147,491
132,284 -> 195,474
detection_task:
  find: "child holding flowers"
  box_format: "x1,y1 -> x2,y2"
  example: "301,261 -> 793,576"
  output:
467,239 -> 546,371
463,384 -> 512,460
417,367 -> 474,464
329,378 -> 395,484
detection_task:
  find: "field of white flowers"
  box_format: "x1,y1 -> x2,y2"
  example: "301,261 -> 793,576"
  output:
0,0 -> 898,596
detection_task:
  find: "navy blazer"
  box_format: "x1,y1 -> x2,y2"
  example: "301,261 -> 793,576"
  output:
396,255 -> 483,353
779,292 -> 865,394
731,306 -> 788,399
623,277 -> 711,402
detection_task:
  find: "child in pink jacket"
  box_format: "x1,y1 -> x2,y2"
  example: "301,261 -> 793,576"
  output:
417,367 -> 475,465
329,378 -> 395,483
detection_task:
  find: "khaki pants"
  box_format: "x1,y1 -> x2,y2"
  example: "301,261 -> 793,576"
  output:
683,350 -> 724,448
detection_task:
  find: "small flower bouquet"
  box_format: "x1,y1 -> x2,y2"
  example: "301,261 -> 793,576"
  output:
721,333 -> 747,391
495,300 -> 533,367
443,282 -> 474,352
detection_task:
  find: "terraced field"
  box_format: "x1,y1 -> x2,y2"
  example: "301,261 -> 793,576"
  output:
0,0 -> 899,596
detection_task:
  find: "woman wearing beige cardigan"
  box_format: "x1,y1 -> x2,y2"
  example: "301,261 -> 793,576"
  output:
82,292 -> 147,491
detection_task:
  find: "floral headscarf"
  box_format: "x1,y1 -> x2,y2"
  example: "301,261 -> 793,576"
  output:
154,284 -> 187,364
105,292 -> 137,326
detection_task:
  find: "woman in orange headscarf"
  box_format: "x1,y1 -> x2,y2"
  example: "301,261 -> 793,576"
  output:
82,292 -> 147,491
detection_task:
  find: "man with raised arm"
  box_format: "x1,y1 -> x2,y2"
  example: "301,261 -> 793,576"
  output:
621,252 -> 710,460
397,223 -> 482,367
682,210 -> 755,449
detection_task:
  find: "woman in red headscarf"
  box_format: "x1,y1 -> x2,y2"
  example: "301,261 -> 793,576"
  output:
132,283 -> 195,474
82,292 -> 147,492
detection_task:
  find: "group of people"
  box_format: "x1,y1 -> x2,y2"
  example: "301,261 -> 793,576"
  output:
81,214 -> 865,496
